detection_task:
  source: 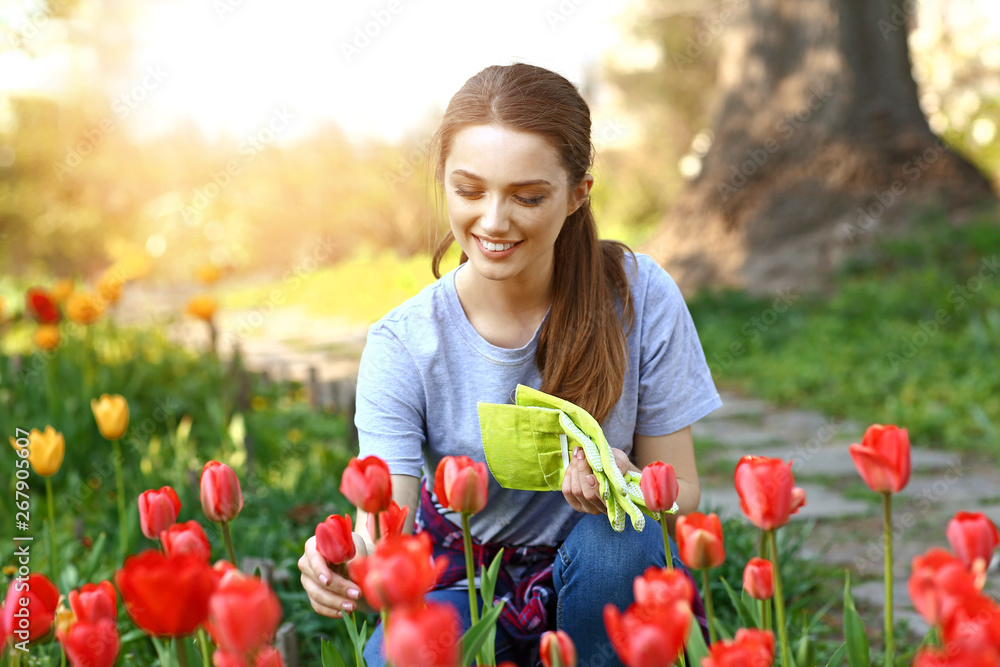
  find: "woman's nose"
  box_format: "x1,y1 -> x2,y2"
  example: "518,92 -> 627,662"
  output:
479,197 -> 511,236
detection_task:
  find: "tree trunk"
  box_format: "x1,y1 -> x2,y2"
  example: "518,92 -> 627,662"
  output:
644,0 -> 994,294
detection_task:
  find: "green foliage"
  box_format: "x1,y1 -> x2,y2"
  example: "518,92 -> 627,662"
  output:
689,211 -> 1000,456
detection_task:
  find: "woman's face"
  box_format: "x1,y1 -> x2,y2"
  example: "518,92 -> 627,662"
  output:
443,124 -> 591,291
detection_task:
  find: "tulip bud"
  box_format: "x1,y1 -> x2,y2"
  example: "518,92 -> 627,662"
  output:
676,512 -> 725,570
33,324 -> 61,351
849,424 -> 911,494
91,394 -> 130,440
316,514 -> 356,565
207,575 -> 283,656
385,602 -> 462,667
734,455 -> 806,531
946,511 -> 1000,574
743,557 -> 774,600
340,456 -> 392,514
138,486 -> 182,540
702,628 -> 775,667
200,461 -> 244,523
434,455 -> 489,515
187,294 -> 218,322
541,630 -> 577,667
67,292 -> 104,325
640,461 -> 679,513
161,521 -> 212,563
68,581 -> 118,624
26,286 -> 60,323
11,426 -> 65,477
366,500 -> 409,541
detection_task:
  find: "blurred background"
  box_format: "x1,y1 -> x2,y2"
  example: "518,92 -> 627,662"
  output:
2,0 -> 999,663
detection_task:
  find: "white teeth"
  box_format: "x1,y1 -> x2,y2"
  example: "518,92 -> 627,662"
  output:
478,237 -> 515,252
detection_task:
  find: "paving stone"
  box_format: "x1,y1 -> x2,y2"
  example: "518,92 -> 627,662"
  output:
747,442 -> 962,478
852,579 -> 929,636
705,393 -> 770,420
903,470 -> 1000,510
692,421 -> 790,448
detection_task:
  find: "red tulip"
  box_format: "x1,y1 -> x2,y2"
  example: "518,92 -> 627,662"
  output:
340,456 -> 393,514
367,500 -> 410,540
946,511 -> 999,573
316,514 -> 356,565
541,629 -> 577,667
743,558 -> 774,600
604,597 -> 692,667
59,618 -> 120,667
347,533 -> 448,611
640,462 -> 679,513
434,455 -> 489,514
201,461 -> 244,522
26,287 -> 60,323
115,550 -> 219,636
385,601 -> 462,667
702,628 -> 775,667
0,573 -> 60,645
675,512 -> 725,570
68,581 -> 117,624
914,645 -> 1000,666
161,520 -> 213,562
849,424 -> 911,494
139,486 -> 182,540
214,649 -> 283,667
632,567 -> 694,608
940,592 -> 1000,651
908,548 -> 980,628
734,456 -> 806,531
207,575 -> 283,657
253,646 -> 285,666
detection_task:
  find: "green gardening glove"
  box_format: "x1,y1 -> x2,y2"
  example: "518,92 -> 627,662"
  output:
477,385 -> 676,532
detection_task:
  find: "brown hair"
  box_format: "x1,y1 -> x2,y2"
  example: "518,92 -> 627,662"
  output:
430,63 -> 635,424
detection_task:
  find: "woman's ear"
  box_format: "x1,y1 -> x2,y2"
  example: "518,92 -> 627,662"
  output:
569,173 -> 594,215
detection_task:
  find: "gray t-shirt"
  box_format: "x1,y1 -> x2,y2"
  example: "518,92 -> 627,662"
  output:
355,252 -> 723,547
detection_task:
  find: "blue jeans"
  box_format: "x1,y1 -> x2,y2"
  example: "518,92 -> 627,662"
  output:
362,513 -> 683,667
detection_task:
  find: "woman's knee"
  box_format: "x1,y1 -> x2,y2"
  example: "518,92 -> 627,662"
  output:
557,513 -> 668,592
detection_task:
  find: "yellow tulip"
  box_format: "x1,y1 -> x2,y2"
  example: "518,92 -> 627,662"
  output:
51,279 -> 75,303
9,426 -> 65,477
33,324 -> 61,351
186,294 -> 218,322
97,271 -> 125,306
196,263 -> 222,285
66,292 -> 104,325
91,394 -> 129,440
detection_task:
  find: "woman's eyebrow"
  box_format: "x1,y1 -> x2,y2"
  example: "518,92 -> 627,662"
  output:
449,168 -> 552,188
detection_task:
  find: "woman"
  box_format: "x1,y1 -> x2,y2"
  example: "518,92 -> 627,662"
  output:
299,63 -> 722,665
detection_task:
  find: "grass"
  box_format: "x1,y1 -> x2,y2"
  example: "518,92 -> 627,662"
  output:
688,208 -> 1000,458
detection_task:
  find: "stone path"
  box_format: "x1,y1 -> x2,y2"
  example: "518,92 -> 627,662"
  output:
694,392 -> 1000,639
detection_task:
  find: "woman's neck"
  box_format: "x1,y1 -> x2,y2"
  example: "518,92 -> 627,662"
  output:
454,261 -> 554,348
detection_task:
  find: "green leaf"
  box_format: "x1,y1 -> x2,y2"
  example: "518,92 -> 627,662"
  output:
721,576 -> 759,629
322,637 -> 348,667
342,613 -> 367,665
740,584 -> 762,628
80,531 -> 107,581
481,548 -> 504,608
795,611 -> 814,667
685,619 -> 709,666
460,600 -> 506,666
843,572 -> 871,667
823,643 -> 847,667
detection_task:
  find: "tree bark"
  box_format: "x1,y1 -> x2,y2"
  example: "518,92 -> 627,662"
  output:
644,0 -> 994,294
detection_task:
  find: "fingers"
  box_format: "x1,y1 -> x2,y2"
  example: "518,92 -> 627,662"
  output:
299,535 -> 362,619
561,447 -> 606,514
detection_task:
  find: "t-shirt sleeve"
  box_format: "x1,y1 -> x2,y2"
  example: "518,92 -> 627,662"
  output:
354,324 -> 427,478
634,258 -> 723,436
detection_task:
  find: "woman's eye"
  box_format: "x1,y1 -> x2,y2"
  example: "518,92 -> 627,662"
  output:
454,189 -> 482,198
515,195 -> 544,206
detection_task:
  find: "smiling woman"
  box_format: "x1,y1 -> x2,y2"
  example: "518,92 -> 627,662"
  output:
298,63 -> 723,667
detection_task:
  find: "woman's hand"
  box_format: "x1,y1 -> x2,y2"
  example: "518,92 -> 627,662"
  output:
298,533 -> 369,619
561,446 -> 632,514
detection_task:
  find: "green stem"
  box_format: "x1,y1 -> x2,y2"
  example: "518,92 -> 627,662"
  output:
701,568 -> 717,644
113,438 -> 127,561
222,521 -> 236,564
12,647 -> 21,667
196,628 -> 212,667
883,492 -> 895,666
176,637 -> 190,667
46,477 -> 58,585
659,515 -> 673,570
349,611 -> 363,667
461,513 -> 479,626
61,645 -> 66,667
768,530 -> 792,667
758,531 -> 772,632
381,608 -> 391,655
